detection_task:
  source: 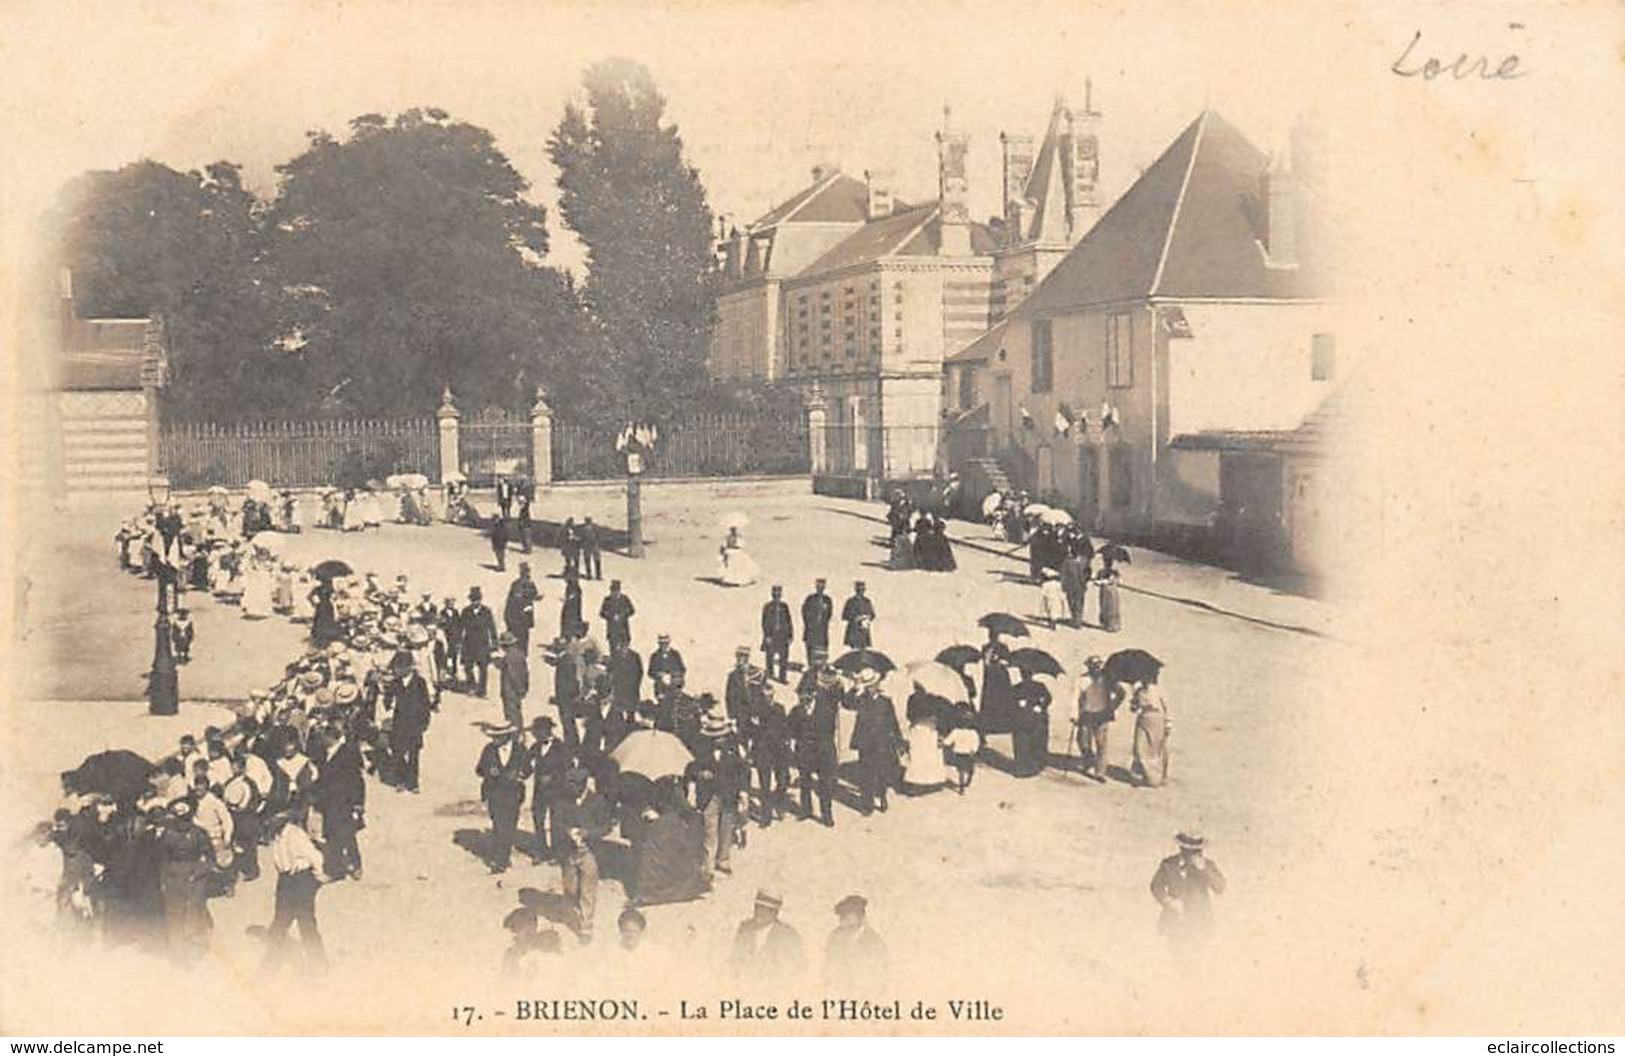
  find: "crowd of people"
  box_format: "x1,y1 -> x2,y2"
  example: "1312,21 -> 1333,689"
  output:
32,472 -> 1212,982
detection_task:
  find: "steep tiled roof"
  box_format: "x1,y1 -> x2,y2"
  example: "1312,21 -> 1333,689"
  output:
752,172 -> 870,228
797,204 -> 993,275
1018,110 -> 1328,315
1021,105 -> 1072,245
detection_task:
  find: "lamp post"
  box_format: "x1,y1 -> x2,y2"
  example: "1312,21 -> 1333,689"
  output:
148,477 -> 180,715
617,423 -> 658,559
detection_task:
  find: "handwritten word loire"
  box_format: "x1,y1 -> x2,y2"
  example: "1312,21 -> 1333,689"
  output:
1391,28 -> 1526,81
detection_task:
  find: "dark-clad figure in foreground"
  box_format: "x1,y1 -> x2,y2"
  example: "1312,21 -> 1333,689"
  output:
729,888 -> 805,985
1150,830 -> 1226,948
823,894 -> 888,991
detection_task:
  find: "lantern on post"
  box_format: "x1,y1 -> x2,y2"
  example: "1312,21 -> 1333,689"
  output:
616,423 -> 659,558
147,476 -> 180,715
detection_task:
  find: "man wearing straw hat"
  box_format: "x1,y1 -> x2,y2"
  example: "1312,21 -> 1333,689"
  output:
1150,830 -> 1227,946
476,723 -> 529,874
498,632 -> 530,729
729,889 -> 805,983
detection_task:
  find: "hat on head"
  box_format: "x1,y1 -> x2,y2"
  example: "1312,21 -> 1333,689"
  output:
334,683 -> 360,705
1176,830 -> 1206,851
298,670 -> 324,691
746,665 -> 768,684
485,722 -> 518,737
469,585 -> 483,599
498,631 -> 519,647
406,625 -> 431,647
168,798 -> 194,817
609,579 -> 622,589
314,687 -> 336,707
657,633 -> 671,643
390,651 -> 416,676
326,641 -> 349,658
735,646 -> 751,658
854,667 -> 882,686
701,712 -> 735,739
754,889 -> 784,911
854,580 -> 867,588
529,716 -> 555,736
519,561 -> 530,572
1085,655 -> 1104,669
834,894 -> 868,917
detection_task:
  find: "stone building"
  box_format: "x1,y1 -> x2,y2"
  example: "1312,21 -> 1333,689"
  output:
710,95 -> 1104,491
945,109 -> 1338,554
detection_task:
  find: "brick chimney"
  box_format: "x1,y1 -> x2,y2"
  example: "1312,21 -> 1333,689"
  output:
864,169 -> 895,220
936,106 -> 971,256
723,226 -> 746,278
1264,154 -> 1297,267
1000,132 -> 1035,243
810,162 -> 836,184
1063,78 -> 1102,244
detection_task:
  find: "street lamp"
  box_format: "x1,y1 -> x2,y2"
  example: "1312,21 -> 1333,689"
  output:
147,476 -> 180,715
616,423 -> 658,559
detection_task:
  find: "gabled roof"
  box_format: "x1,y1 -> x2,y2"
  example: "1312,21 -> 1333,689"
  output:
751,171 -> 870,228
794,203 -> 993,275
1018,110 -> 1328,315
946,319 -> 1008,365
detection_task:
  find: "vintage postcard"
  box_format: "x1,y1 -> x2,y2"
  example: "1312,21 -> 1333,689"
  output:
1,0 -> 1620,1039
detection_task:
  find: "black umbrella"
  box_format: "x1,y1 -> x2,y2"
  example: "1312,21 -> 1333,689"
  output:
1104,648 -> 1163,685
312,559 -> 354,581
1099,543 -> 1132,565
977,612 -> 1030,637
65,749 -> 154,804
832,649 -> 896,676
935,644 -> 983,670
1008,647 -> 1065,677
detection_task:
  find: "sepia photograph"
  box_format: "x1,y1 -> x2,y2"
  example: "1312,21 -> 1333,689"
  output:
1,0 -> 1621,1043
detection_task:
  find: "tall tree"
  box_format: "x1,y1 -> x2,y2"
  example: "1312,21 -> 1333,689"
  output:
268,108 -> 580,417
548,59 -> 718,426
56,160 -> 294,418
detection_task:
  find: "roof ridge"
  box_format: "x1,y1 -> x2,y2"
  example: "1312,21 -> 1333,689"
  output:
1149,111 -> 1208,297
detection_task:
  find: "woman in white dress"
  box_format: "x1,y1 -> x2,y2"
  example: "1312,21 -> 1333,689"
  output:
900,690 -> 948,793
342,489 -> 365,533
718,526 -> 760,587
291,569 -> 316,622
240,554 -> 274,618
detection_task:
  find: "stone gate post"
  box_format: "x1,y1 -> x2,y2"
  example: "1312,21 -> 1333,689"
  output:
437,387 -> 461,482
530,385 -> 553,486
805,382 -> 828,477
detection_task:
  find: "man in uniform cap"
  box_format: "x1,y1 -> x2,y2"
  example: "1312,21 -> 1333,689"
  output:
800,578 -> 833,669
504,562 -> 539,652
475,724 -> 529,873
729,889 -> 805,983
759,585 -> 794,683
746,681 -> 792,828
724,647 -> 753,726
823,894 -> 888,990
840,581 -> 876,650
790,659 -> 840,827
1150,830 -> 1227,947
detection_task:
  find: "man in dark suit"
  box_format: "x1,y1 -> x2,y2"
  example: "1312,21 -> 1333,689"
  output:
599,580 -> 635,650
790,663 -> 840,827
436,597 -> 463,688
475,725 -> 528,873
460,586 -> 500,697
561,517 -> 582,578
760,585 -> 794,682
608,640 -> 643,715
580,517 -> 602,580
647,634 -> 686,703
747,682 -> 792,827
503,563 -> 539,651
314,722 -> 366,879
849,669 -> 900,814
388,653 -> 434,793
800,578 -> 833,669
515,480 -> 534,554
525,717 -> 570,863
495,475 -> 514,521
497,632 -> 530,728
729,889 -> 805,983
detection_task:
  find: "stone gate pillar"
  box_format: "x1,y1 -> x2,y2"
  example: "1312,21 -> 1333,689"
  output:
805,383 -> 828,476
139,318 -> 168,487
530,385 -> 554,486
437,387 -> 461,483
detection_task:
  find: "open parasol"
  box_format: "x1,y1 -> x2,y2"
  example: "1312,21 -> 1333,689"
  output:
64,749 -> 154,804
981,492 -> 1004,518
442,470 -> 466,484
977,612 -> 1030,637
1040,508 -> 1074,526
1022,502 -> 1052,518
832,648 -> 896,676
401,472 -> 429,489
935,644 -> 983,670
719,511 -> 750,530
312,559 -> 354,581
907,661 -> 971,703
609,730 -> 693,780
246,480 -> 274,503
1099,543 -> 1132,565
385,474 -> 404,490
1008,647 -> 1065,677
1104,648 -> 1163,686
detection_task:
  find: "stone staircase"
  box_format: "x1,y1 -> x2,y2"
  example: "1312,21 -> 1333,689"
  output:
58,393 -> 153,503
960,456 -> 1013,512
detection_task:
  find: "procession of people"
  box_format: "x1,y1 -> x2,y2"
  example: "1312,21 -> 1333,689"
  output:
37,468 -> 1208,984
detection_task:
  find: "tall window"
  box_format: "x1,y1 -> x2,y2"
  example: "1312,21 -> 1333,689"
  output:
1106,312 -> 1134,388
1311,333 -> 1337,381
958,366 -> 978,409
1032,318 -> 1054,394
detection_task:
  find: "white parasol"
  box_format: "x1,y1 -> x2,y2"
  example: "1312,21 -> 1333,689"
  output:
246,480 -> 274,504
1023,502 -> 1052,517
401,472 -> 429,489
1039,507 -> 1074,526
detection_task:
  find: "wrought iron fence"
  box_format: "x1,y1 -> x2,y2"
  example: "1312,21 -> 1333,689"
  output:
553,411 -> 810,482
161,418 -> 439,489
460,408 -> 534,486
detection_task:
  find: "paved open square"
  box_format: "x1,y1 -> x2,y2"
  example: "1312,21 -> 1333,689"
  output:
7,484 -> 1338,1032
